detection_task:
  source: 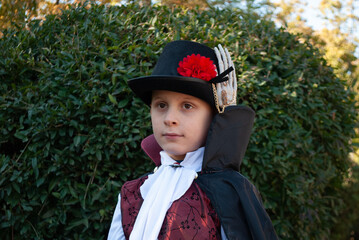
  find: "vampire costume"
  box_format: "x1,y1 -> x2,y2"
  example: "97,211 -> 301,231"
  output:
107,40 -> 278,240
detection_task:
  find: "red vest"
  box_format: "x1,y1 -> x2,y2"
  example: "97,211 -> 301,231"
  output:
121,176 -> 221,239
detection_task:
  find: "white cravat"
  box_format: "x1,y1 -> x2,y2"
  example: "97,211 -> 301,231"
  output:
129,147 -> 204,240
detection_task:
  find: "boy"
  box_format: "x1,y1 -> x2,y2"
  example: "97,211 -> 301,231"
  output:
108,40 -> 277,239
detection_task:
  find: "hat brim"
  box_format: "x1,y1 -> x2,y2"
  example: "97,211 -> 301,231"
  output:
128,75 -> 215,107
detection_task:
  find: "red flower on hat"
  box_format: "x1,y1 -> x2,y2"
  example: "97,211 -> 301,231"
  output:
177,54 -> 217,81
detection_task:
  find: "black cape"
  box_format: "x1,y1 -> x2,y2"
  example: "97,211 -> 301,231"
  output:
141,105 -> 278,240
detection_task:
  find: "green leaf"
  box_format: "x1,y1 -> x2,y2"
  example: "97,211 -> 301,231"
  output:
108,93 -> 118,105
12,182 -> 20,194
14,131 -> 28,142
36,177 -> 45,187
96,150 -> 102,161
66,218 -> 89,231
73,135 -> 81,147
118,98 -> 129,108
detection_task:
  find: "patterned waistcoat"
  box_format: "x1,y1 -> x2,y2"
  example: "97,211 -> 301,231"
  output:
121,176 -> 221,240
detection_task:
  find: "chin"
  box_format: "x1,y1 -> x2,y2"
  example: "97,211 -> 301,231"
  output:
167,147 -> 199,156
165,149 -> 186,157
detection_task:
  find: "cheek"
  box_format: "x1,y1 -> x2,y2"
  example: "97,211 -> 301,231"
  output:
199,121 -> 210,138
200,112 -> 212,130
150,114 -> 157,130
193,113 -> 212,142
151,112 -> 162,136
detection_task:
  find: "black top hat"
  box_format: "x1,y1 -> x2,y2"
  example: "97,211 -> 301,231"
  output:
128,40 -> 233,109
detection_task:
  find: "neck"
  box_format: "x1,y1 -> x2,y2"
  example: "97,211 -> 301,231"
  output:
168,153 -> 186,161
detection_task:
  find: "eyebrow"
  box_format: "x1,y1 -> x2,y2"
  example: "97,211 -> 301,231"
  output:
151,95 -> 198,103
181,97 -> 197,101
151,96 -> 164,101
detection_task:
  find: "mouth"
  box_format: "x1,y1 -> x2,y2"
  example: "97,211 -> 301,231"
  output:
163,133 -> 183,139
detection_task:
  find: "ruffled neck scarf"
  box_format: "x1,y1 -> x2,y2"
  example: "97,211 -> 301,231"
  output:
129,147 -> 204,240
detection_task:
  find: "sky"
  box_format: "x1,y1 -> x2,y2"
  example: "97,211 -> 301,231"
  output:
269,0 -> 325,30
300,0 -> 324,30
271,0 -> 359,56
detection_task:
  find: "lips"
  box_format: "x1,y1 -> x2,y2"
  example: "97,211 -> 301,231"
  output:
163,133 -> 183,139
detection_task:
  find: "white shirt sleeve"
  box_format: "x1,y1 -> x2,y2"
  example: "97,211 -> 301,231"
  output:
107,193 -> 126,240
221,225 -> 229,240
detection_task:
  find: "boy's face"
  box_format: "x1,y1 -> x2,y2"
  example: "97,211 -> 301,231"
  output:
151,90 -> 213,160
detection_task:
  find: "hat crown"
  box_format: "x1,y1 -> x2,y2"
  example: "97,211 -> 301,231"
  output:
128,40 -> 222,109
152,40 -> 219,77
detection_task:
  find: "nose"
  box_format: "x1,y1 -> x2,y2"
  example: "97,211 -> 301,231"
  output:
164,108 -> 179,126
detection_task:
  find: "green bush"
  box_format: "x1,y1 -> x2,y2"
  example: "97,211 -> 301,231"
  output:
0,3 -> 356,239
330,159 -> 359,239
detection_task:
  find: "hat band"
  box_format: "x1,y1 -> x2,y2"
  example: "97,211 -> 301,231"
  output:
209,66 -> 234,84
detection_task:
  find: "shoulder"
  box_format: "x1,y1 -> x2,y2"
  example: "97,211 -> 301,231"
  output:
121,175 -> 149,192
196,170 -> 278,240
196,170 -> 260,196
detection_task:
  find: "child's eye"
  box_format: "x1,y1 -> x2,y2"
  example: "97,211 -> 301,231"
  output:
183,103 -> 193,110
158,102 -> 167,109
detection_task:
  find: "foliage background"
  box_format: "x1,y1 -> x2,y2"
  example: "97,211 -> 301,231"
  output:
0,2 -> 357,239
